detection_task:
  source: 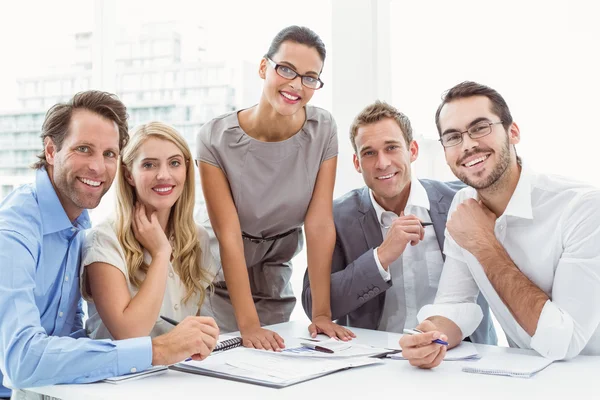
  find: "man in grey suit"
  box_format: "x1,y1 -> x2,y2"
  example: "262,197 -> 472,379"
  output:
302,101 -> 496,345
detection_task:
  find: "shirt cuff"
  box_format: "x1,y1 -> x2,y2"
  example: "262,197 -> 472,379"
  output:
530,300 -> 574,360
373,247 -> 391,281
418,303 -> 483,339
116,336 -> 153,375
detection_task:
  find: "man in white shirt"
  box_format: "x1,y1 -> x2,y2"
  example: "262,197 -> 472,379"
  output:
301,101 -> 496,344
400,81 -> 600,368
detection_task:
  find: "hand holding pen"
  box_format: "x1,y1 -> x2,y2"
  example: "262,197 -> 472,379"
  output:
152,316 -> 220,365
398,321 -> 449,369
377,212 -> 429,268
403,328 -> 448,346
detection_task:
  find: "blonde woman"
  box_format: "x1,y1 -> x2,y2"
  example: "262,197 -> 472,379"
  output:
81,122 -> 218,340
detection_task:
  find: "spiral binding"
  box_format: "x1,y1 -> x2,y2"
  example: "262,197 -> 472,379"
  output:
214,337 -> 243,352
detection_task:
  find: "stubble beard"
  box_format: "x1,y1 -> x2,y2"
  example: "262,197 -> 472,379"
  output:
455,137 -> 511,191
54,167 -> 107,212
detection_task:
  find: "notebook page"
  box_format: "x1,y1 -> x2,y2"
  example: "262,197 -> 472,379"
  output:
462,352 -> 553,378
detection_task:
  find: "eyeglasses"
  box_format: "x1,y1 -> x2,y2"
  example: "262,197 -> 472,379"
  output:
266,57 -> 324,90
439,121 -> 504,148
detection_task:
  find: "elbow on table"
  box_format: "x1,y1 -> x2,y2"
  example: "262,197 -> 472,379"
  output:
533,334 -> 587,361
4,361 -> 45,389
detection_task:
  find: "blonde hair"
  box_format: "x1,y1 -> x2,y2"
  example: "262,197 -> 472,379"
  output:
115,121 -> 212,307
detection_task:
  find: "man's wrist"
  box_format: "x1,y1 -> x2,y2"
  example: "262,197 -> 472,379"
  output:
376,246 -> 391,270
470,233 -> 502,260
151,337 -> 164,366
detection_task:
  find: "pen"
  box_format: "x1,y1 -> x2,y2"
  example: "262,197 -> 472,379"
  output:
403,328 -> 448,346
160,315 -> 179,326
381,219 -> 433,229
301,342 -> 335,354
160,316 -> 192,361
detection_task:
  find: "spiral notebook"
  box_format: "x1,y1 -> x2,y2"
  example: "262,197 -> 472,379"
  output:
214,335 -> 243,353
461,352 -> 553,378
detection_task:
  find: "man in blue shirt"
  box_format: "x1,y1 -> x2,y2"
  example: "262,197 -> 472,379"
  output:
0,91 -> 219,398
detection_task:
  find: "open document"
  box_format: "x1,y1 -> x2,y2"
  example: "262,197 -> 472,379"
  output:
278,337 -> 396,358
170,347 -> 382,388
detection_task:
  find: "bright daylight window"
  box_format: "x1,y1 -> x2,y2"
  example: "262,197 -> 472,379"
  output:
0,0 -> 331,322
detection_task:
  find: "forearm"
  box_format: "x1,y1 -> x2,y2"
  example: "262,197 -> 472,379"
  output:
305,220 -> 335,318
3,331 -> 151,388
115,254 -> 170,338
427,316 -> 463,349
219,236 -> 260,329
474,240 -> 547,336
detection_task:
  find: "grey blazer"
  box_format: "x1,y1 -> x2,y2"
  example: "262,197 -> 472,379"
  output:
302,179 -> 497,345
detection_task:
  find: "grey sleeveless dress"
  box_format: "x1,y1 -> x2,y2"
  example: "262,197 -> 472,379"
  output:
196,105 -> 338,332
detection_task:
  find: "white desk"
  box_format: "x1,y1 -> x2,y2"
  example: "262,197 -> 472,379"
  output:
26,321 -> 598,400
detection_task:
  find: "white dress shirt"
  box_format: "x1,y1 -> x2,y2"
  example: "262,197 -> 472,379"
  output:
418,162 -> 600,360
371,177 -> 444,332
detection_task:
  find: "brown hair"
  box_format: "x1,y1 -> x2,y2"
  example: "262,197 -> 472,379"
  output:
265,26 -> 326,63
349,101 -> 413,152
33,90 -> 129,169
434,81 -> 513,136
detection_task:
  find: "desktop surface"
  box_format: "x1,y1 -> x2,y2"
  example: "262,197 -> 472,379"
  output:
26,321 -> 598,400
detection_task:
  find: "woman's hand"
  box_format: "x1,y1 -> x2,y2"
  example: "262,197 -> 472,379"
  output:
132,202 -> 172,260
309,315 -> 355,341
240,325 -> 285,351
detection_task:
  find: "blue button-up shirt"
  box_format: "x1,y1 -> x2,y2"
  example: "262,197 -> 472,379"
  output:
0,168 -> 152,395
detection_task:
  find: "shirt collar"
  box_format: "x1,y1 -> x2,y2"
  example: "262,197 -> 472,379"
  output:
36,167 -> 91,234
369,174 -> 430,226
499,160 -> 534,220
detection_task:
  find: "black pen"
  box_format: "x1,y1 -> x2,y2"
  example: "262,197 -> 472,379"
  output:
382,219 -> 433,229
160,315 -> 179,326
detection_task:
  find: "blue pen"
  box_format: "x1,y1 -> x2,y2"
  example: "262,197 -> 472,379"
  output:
403,328 -> 449,346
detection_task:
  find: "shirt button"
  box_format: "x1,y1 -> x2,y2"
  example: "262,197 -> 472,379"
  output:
59,311 -> 63,317
169,272 -> 174,278
174,304 -> 179,310
65,276 -> 69,282
130,367 -> 137,373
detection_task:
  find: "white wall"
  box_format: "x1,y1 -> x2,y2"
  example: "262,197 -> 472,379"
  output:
390,0 -> 600,185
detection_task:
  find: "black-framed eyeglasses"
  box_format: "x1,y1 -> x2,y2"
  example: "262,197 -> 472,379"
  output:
439,121 -> 504,148
266,57 -> 324,90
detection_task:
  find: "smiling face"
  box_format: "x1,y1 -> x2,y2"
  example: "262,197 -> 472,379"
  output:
125,137 -> 187,213
259,41 -> 323,116
353,118 -> 418,207
439,96 -> 520,190
45,109 -> 120,221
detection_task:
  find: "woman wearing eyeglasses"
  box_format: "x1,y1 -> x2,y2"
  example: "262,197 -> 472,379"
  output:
196,25 -> 354,350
